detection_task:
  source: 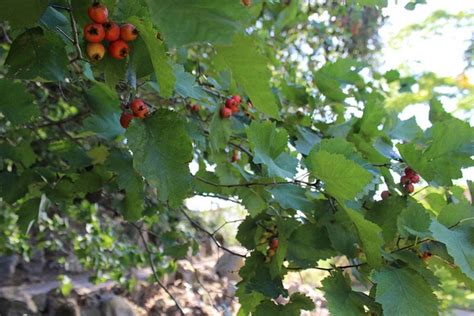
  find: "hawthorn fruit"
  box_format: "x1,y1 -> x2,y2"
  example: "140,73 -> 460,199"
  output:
130,99 -> 148,118
220,106 -> 232,119
120,24 -> 139,42
405,183 -> 415,193
381,190 -> 391,200
231,149 -> 240,163
190,104 -> 200,113
86,43 -> 106,61
120,112 -> 134,128
109,40 -> 129,60
269,237 -> 279,250
103,22 -> 120,42
83,23 -> 105,43
88,2 -> 109,24
232,95 -> 242,104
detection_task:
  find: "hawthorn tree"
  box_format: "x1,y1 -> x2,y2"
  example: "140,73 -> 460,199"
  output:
0,0 -> 473,315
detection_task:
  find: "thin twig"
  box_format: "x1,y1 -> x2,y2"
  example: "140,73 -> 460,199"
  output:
55,26 -> 74,43
211,219 -> 245,236
178,208 -> 248,258
195,176 -> 318,189
131,223 -> 185,316
194,193 -> 241,204
67,0 -> 84,61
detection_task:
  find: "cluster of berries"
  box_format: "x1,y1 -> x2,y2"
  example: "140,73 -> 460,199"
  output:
381,166 -> 420,199
220,95 -> 242,119
119,99 -> 149,129
84,2 -> 138,61
400,167 -> 420,193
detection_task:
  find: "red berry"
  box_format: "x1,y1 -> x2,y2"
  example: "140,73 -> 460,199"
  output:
88,3 -> 109,24
405,183 -> 415,193
130,99 -> 148,118
225,98 -> 237,109
232,95 -> 242,104
404,167 -> 415,176
269,238 -> 279,250
220,106 -> 232,119
400,175 -> 411,185
410,174 -> 420,184
190,104 -> 200,113
381,190 -> 391,200
108,40 -> 129,60
120,112 -> 133,128
231,149 -> 239,163
83,23 -> 105,43
103,22 -> 120,42
86,43 -> 105,61
421,252 -> 432,260
120,23 -> 138,42
267,248 -> 276,258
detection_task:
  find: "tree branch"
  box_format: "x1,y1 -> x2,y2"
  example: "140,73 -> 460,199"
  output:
195,176 -> 319,189
178,208 -> 248,258
130,223 -> 185,316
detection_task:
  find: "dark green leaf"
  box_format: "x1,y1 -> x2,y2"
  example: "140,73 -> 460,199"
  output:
129,17 -> 175,98
0,0 -> 48,29
374,267 -> 439,316
126,109 -> 193,206
146,0 -> 251,47
215,35 -> 280,118
5,27 -> 68,81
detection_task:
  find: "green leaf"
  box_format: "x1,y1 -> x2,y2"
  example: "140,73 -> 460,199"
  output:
5,27 -> 68,81
237,187 -> 269,217
387,117 -> 423,141
209,110 -> 232,151
344,208 -> 383,268
0,170 -> 39,205
437,202 -> 474,228
95,55 -> 127,89
430,220 -> 474,279
373,267 -> 438,316
237,252 -> 287,298
397,200 -> 432,238
293,126 -> 321,155
129,17 -> 175,98
254,293 -> 315,316
314,59 -> 365,102
366,196 -> 406,243
306,150 -> 372,201
397,118 -> 474,186
0,141 -> 37,168
146,0 -> 250,47
286,224 -> 335,268
126,109 -> 193,206
268,185 -> 315,213
106,149 -> 145,221
173,64 -> 209,101
0,79 -> 39,126
128,37 -> 154,79
83,82 -> 123,140
247,121 -> 297,178
17,198 -> 40,233
215,35 -> 280,118
321,271 -> 373,316
0,0 -> 48,29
